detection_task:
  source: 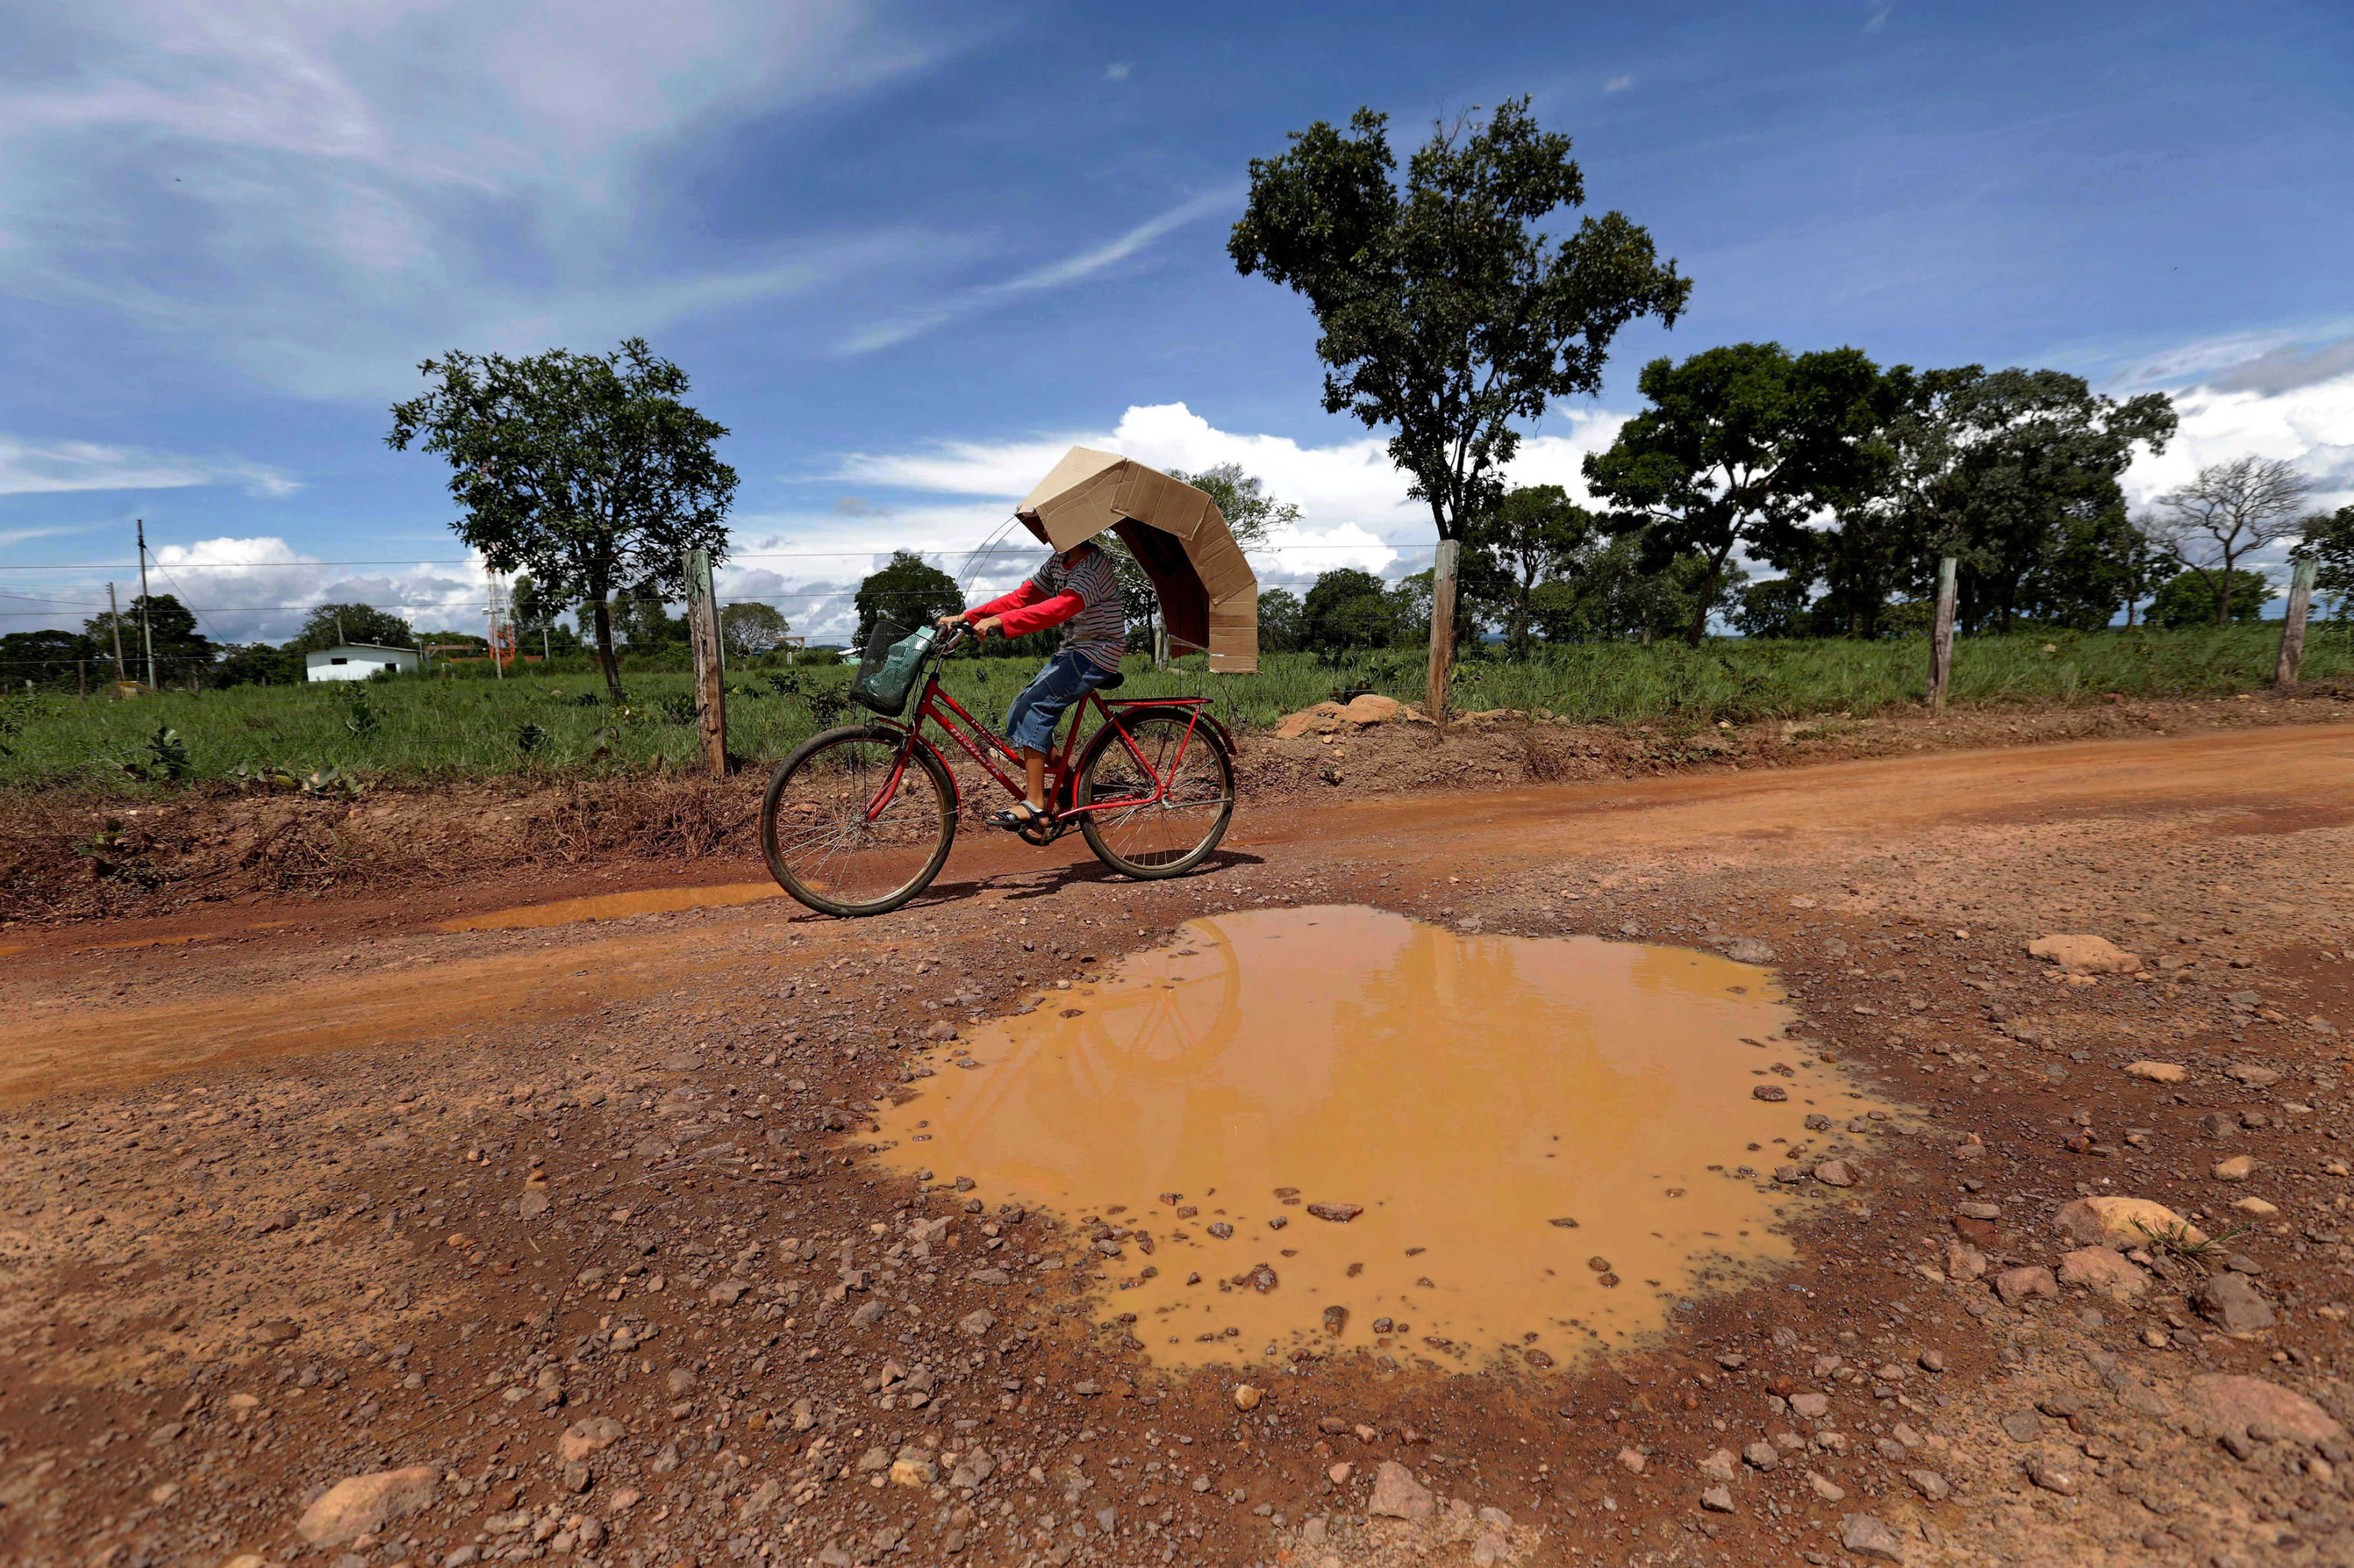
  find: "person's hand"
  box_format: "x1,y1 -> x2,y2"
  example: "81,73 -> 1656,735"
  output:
934,614 -> 964,633
972,615 -> 1003,639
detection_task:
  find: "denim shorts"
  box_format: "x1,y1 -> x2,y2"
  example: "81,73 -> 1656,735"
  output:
1004,649 -> 1116,753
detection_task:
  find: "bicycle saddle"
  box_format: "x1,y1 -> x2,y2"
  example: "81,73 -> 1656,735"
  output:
1098,671 -> 1125,690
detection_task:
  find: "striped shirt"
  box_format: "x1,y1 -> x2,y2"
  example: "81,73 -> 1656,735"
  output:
1031,544 -> 1127,671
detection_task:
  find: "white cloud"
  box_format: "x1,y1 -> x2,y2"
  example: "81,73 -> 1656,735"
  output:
2117,364 -> 2354,582
0,535 -> 495,644
1603,74 -> 1634,93
1103,62 -> 1131,81
0,435 -> 298,497
0,0 -> 944,398
838,187 -> 1243,354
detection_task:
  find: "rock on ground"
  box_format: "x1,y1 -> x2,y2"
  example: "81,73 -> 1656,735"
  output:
2193,1273 -> 2277,1332
295,1465 -> 437,1547
2182,1375 -> 2346,1446
1841,1513 -> 1907,1561
2057,1247 -> 2149,1299
1367,1460 -> 1434,1520
2026,933 -> 2141,973
2053,1195 -> 2205,1248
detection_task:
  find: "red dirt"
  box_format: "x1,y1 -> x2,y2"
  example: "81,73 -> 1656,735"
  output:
5,723 -> 2354,1567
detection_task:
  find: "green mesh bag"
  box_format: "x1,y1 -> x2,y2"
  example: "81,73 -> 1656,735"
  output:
849,618 -> 936,717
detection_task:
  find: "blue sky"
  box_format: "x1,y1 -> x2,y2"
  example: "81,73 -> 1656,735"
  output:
2,0 -> 2349,645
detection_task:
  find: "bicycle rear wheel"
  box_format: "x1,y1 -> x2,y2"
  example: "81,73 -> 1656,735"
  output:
1075,711 -> 1234,878
761,726 -> 955,917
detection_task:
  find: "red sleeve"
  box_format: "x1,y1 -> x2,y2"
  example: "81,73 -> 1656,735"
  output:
990,589 -> 1084,638
965,581 -> 1046,620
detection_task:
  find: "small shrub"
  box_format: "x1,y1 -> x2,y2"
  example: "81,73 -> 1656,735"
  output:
342,688 -> 379,736
120,724 -> 192,781
516,721 -> 547,756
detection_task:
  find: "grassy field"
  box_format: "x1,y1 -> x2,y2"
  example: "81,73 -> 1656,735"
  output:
1,622 -> 2343,792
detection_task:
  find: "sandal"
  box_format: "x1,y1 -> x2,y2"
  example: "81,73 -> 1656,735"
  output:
988,802 -> 1051,832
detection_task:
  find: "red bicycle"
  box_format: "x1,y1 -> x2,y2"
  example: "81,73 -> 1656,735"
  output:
760,625 -> 1237,917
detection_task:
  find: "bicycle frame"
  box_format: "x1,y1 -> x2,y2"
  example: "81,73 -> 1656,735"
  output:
864,637 -> 1230,830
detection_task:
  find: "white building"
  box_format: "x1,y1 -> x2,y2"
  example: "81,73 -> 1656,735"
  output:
305,643 -> 421,682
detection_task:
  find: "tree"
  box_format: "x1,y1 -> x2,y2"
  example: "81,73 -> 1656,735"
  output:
2149,568 -> 2273,629
2293,505 -> 2354,618
386,336 -> 738,700
287,602 -> 414,655
616,583 -> 686,648
1732,577 -> 1820,640
1874,366 -> 2175,633
1528,534 -> 1746,645
84,593 -> 212,681
719,601 -> 793,659
1256,588 -> 1305,653
0,629 -> 98,688
2025,507 -> 2169,630
1302,569 -> 1400,651
2140,457 -> 2314,625
1230,98 -> 1690,694
1583,343 -> 1884,645
213,642 -> 302,687
1463,484 -> 1596,655
853,552 -> 963,650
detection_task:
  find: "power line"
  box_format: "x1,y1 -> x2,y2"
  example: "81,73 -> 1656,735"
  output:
0,542 -> 1438,572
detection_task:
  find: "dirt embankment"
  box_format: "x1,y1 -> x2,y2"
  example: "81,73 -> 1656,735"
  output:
4,686 -> 2346,927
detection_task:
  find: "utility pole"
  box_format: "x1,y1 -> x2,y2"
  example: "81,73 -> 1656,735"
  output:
106,582 -> 126,684
135,519 -> 156,689
337,612 -> 347,648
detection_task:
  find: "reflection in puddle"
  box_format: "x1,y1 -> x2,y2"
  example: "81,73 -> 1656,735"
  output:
874,905 -> 1883,1371
435,882 -> 784,932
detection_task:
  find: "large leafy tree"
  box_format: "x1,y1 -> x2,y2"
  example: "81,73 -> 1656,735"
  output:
287,602 -> 415,655
0,629 -> 98,688
853,552 -> 963,650
1531,533 -> 1745,645
2025,507 -> 2169,629
1462,484 -> 1595,654
1873,366 -> 2174,633
2149,568 -> 2273,628
213,642 -> 302,687
1255,588 -> 1306,653
386,337 -> 737,700
2294,504 -> 2354,618
1302,568 -> 1401,651
2139,457 -> 2313,625
84,593 -> 212,680
1230,98 -> 1690,684
719,601 -> 793,659
1583,343 -> 1884,646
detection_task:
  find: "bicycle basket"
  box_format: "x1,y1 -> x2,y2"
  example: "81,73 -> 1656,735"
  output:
849,615 -> 936,717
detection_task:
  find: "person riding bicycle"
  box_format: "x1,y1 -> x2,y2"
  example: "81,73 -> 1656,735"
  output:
937,539 -> 1125,832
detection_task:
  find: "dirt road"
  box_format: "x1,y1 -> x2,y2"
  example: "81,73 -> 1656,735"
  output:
5,723 -> 2353,1568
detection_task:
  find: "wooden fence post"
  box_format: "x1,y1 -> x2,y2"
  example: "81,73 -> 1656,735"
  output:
2276,558 -> 2318,686
1426,539 -> 1460,733
1928,556 -> 1958,712
684,548 -> 728,777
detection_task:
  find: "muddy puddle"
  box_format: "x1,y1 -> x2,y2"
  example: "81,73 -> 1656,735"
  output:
435,881 -> 784,932
874,905 -> 1884,1372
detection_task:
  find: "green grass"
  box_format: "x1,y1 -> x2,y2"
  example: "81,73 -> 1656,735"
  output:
1,622 -> 2343,794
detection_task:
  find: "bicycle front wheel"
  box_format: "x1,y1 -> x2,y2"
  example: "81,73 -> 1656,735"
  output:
761,726 -> 955,917
1076,711 -> 1235,879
